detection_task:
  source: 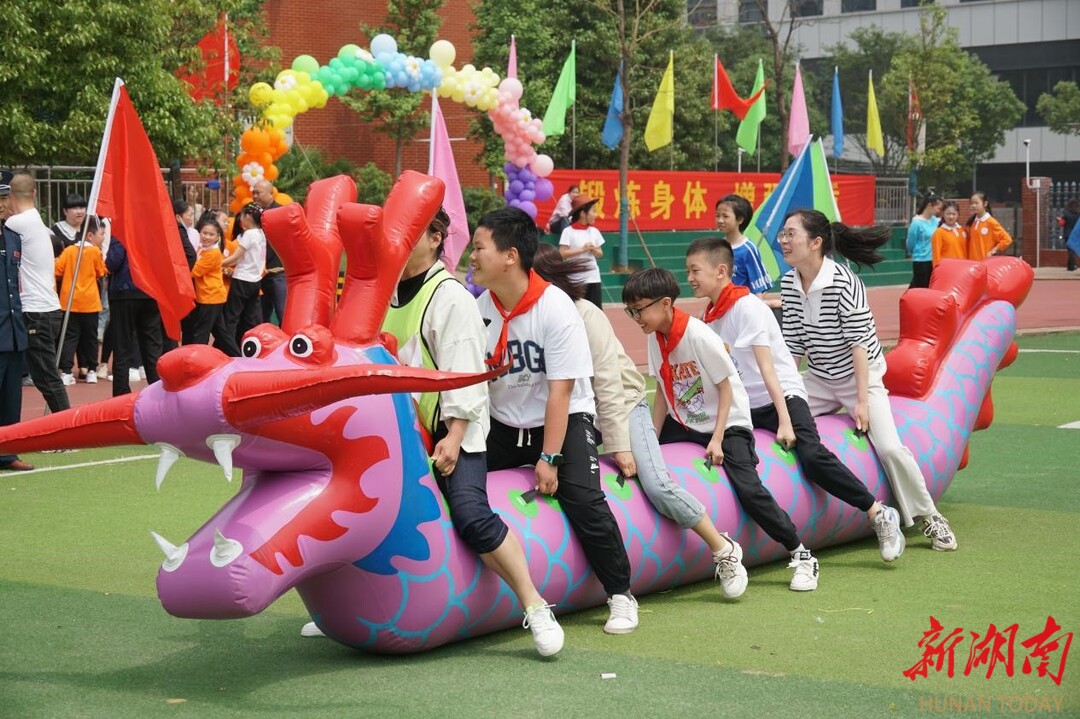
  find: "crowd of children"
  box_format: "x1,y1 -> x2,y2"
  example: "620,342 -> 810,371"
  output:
907,191 -> 1014,288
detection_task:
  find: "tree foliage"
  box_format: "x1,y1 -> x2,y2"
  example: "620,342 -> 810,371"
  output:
339,0 -> 445,177
1037,81 -> 1080,137
0,0 -> 275,168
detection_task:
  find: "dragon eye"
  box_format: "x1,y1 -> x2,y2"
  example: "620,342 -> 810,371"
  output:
290,334 -> 314,358
241,337 -> 262,358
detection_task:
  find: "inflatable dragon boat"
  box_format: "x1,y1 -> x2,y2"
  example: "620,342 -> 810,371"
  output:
0,172 -> 1033,653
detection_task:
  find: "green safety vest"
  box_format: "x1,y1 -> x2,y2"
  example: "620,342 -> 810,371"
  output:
382,266 -> 457,436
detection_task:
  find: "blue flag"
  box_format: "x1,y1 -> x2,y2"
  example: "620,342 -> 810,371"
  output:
831,67 -> 843,159
602,71 -> 623,150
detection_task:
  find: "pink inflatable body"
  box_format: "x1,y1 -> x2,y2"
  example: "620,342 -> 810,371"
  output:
0,173 -> 1033,653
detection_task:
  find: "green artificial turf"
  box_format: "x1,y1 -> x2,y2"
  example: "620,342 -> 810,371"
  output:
1,333 -> 1078,718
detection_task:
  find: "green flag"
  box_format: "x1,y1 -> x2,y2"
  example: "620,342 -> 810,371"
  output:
736,59 -> 766,154
542,42 -> 576,137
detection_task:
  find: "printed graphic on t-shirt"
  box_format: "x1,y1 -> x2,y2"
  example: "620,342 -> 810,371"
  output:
672,360 -> 708,425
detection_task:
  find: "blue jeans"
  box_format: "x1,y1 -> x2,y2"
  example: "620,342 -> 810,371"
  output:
260,271 -> 287,326
628,399 -> 705,528
433,448 -> 508,555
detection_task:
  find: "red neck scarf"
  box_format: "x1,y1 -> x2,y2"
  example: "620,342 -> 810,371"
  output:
656,308 -> 691,426
485,270 -> 551,368
571,221 -> 591,231
702,283 -> 750,324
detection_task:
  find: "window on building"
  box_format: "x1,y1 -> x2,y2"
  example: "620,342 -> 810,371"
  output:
901,0 -> 933,7
842,0 -> 876,11
790,0 -> 823,16
688,0 -> 717,28
739,0 -> 764,23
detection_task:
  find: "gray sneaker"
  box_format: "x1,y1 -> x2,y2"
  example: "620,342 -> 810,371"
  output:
871,506 -> 905,562
923,514 -> 957,551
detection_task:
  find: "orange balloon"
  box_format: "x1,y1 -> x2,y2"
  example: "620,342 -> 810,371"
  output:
274,192 -> 293,205
264,164 -> 280,181
258,152 -> 273,168
229,198 -> 244,214
242,128 -> 270,155
236,153 -> 255,169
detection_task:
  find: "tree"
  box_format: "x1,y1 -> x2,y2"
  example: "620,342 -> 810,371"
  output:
1037,81 -> 1080,137
0,0 -> 273,168
340,0 -> 445,177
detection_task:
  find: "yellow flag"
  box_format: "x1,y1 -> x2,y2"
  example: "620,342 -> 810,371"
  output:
866,69 -> 885,157
644,52 -> 675,152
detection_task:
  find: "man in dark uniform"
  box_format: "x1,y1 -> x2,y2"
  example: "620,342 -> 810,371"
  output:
0,170 -> 33,471
252,179 -> 286,326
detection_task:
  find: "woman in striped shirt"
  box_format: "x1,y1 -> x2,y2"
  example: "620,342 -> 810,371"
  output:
777,209 -> 957,554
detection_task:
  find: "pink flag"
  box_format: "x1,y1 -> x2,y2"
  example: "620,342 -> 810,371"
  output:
508,35 -> 517,79
428,93 -> 469,272
787,62 -> 810,157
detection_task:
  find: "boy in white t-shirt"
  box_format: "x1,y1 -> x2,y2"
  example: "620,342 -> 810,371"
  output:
687,237 -> 906,564
471,207 -> 638,635
558,194 -> 605,309
623,267 -> 819,592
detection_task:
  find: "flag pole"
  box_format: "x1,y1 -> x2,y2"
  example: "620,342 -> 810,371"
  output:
756,124 -> 762,173
572,99 -> 576,170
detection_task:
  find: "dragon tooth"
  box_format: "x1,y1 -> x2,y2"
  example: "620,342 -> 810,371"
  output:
150,531 -> 188,573
210,529 -> 244,568
206,434 -> 241,482
154,443 -> 183,490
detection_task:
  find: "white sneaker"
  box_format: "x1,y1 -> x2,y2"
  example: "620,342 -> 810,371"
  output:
713,534 -> 748,599
86,371 -> 98,384
129,368 -> 141,383
300,621 -> 325,638
138,366 -> 146,380
788,550 -> 819,591
60,373 -> 76,386
871,505 -> 906,562
522,603 -> 564,657
923,514 -> 958,551
604,593 -> 639,634
97,363 -> 110,377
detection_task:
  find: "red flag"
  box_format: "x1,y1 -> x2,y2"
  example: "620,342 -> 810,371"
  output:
89,80 -> 195,341
712,56 -> 766,120
176,15 -> 240,104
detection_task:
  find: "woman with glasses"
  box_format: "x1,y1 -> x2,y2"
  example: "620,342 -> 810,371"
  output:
777,210 -> 957,554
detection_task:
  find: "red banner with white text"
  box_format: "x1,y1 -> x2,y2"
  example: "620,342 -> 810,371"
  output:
536,169 -> 875,232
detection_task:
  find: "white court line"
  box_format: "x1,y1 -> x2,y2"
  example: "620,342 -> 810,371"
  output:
1018,349 -> 1080,354
9,453 -> 158,476
1058,421 -> 1080,430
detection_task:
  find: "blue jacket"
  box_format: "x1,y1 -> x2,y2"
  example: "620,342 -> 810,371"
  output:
0,225 -> 29,353
105,233 -> 151,300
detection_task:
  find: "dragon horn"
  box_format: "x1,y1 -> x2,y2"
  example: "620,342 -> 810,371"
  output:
222,363 -> 506,430
0,394 -> 142,455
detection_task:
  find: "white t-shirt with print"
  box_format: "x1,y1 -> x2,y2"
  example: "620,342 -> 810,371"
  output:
6,208 -> 61,312
558,225 -> 605,284
477,285 -> 596,428
705,293 -> 807,409
231,228 -> 266,283
646,315 -> 752,433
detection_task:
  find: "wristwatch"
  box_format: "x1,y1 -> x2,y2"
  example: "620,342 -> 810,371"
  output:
538,452 -> 564,467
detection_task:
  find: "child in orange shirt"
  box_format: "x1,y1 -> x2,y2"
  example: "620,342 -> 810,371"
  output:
966,192 -> 1012,260
932,201 -> 968,265
55,215 -> 108,385
189,217 -> 228,346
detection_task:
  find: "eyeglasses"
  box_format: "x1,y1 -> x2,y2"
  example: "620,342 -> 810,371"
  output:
777,229 -> 805,241
624,297 -> 665,320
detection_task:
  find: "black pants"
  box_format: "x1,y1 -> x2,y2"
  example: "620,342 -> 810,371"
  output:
909,261 -> 932,289
260,271 -> 287,326
184,303 -> 225,346
659,417 -> 801,552
583,282 -> 603,309
0,350 -> 24,464
1067,248 -> 1077,272
487,413 -> 631,597
218,278 -> 261,357
23,310 -> 70,413
110,298 -> 162,396
59,311 -> 98,374
751,396 -> 876,512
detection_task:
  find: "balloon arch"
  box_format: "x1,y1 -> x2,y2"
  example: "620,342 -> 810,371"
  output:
232,35 -> 554,215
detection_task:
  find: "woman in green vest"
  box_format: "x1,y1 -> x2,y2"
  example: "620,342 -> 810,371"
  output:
383,208 -> 564,657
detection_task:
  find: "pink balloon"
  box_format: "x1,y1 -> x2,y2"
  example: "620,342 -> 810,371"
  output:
532,154 -> 554,178
499,78 -> 523,101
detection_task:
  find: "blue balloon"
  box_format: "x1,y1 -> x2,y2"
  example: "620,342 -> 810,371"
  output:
518,169 -> 534,183
370,34 -> 398,57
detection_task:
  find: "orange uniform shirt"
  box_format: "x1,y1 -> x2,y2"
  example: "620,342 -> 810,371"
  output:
967,214 -> 1012,260
932,224 -> 968,265
192,247 -> 227,304
54,243 -> 107,313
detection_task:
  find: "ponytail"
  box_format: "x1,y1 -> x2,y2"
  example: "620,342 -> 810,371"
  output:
786,209 -> 888,268
532,244 -> 587,302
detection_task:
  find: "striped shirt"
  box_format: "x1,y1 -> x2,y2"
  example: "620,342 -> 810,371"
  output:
780,257 -> 882,381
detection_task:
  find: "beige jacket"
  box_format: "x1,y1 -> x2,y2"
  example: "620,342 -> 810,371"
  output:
575,299 -> 646,453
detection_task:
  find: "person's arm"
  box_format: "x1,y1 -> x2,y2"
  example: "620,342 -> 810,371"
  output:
905,223 -> 917,257
752,344 -> 795,448
931,228 -> 943,266
580,303 -> 635,476
221,243 -> 246,268
54,252 -> 66,278
852,345 -> 870,433
652,386 -> 668,435
105,238 -> 126,273
990,219 -> 1013,255
705,378 -> 732,467
536,379 -> 573,495
432,418 -> 469,477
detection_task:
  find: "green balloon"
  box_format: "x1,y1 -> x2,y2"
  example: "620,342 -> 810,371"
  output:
291,54 -> 319,75
337,44 -> 361,62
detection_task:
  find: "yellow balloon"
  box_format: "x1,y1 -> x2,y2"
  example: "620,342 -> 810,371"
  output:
248,82 -> 273,107
429,39 -> 456,68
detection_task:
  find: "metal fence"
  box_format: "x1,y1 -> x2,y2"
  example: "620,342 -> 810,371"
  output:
1048,180 -> 1079,249
874,177 -> 911,226
22,166 -> 230,226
